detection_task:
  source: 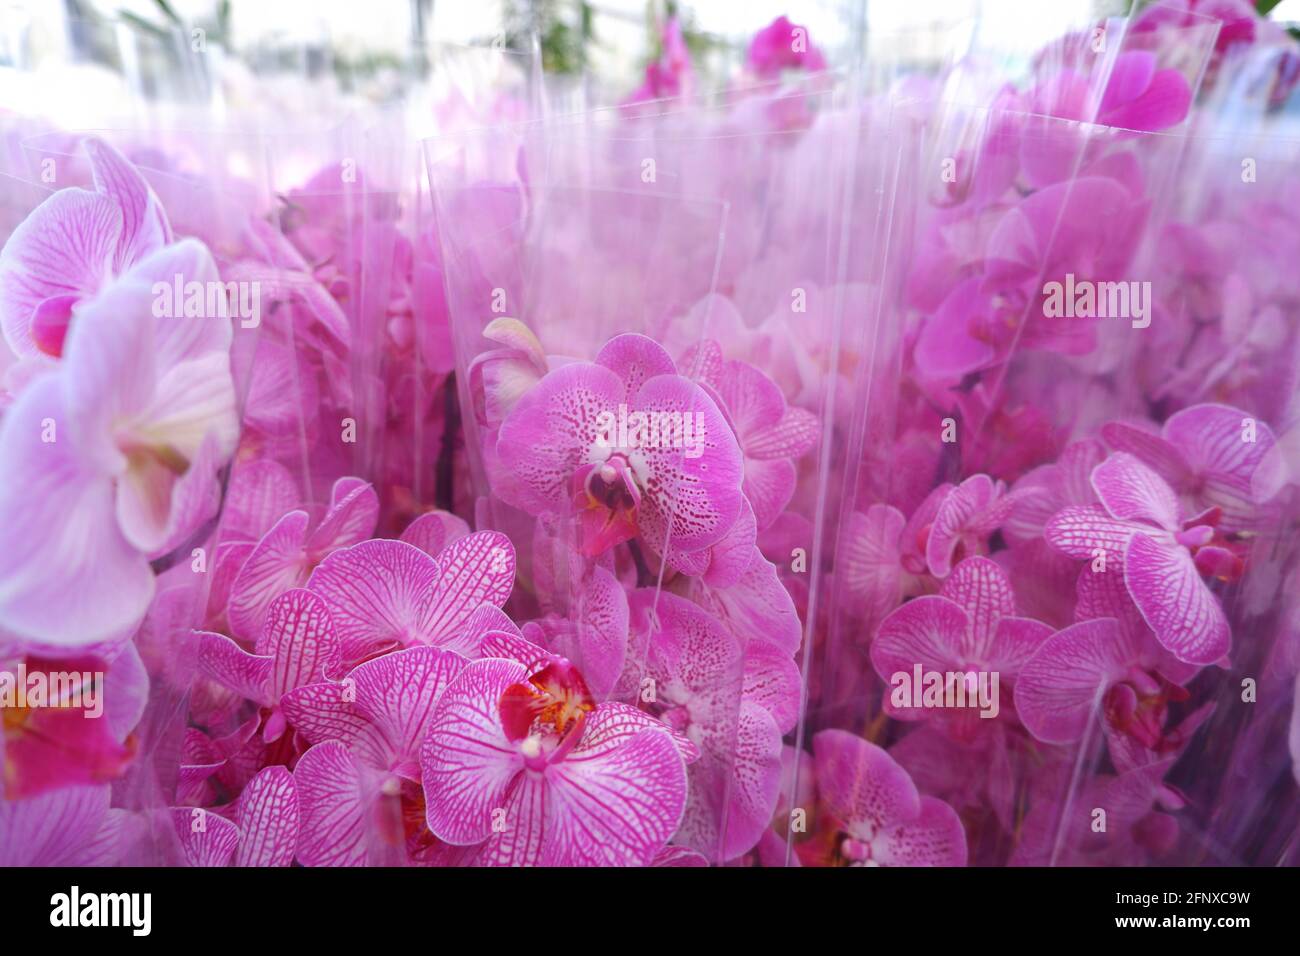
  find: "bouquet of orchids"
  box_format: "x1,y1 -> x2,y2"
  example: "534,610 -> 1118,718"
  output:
0,1 -> 1298,872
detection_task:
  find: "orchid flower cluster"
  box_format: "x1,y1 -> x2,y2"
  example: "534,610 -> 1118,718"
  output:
2,2 -> 1299,868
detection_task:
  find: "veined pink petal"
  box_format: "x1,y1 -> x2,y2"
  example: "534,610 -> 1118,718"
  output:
223,459 -> 299,542
741,456 -> 797,532
1101,420 -> 1192,487
1016,618 -> 1129,743
871,596 -> 968,707
349,645 -> 468,766
985,617 -> 1054,677
196,630 -> 272,705
430,531 -> 516,630
234,765 -> 299,867
693,547 -> 802,654
939,556 -> 1016,659
464,771 -> 546,867
306,479 -> 379,554
0,189 -> 121,358
717,359 -> 785,441
422,658 -> 527,845
578,702 -> 700,763
542,726 -> 687,866
257,589 -> 339,698
279,680 -> 369,746
293,740 -> 369,867
1045,504 -> 1140,562
747,407 -> 821,460
170,808 -> 239,867
926,475 -> 1006,578
0,785 -> 114,865
1091,453 -> 1181,530
1124,532 -> 1231,665
840,504 -> 905,621
85,137 -> 172,269
227,510 -> 312,643
1163,403 -> 1276,528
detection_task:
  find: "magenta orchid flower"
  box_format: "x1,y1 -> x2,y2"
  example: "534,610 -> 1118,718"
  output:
925,474 -> 1018,577
305,531 -> 515,666
496,333 -> 745,558
285,645 -> 467,866
420,648 -> 695,866
871,556 -> 1053,735
626,589 -> 799,861
1045,452 -> 1234,664
746,16 -> 827,79
1101,402 -> 1277,531
197,588 -> 341,745
226,477 -> 378,643
812,729 -> 967,866
171,765 -> 299,867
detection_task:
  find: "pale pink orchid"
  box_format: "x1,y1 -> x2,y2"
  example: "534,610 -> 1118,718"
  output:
0,784 -> 138,866
0,236 -> 238,647
1045,452 -> 1235,664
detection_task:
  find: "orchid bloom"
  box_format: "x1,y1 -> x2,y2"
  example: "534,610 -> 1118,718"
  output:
0,138 -> 170,360
746,16 -> 827,79
496,333 -> 745,558
627,589 -> 799,861
1045,452 -> 1234,664
305,531 -> 515,666
0,783 -> 136,866
812,729 -> 967,866
285,645 -> 468,865
171,765 -> 299,867
420,647 -> 695,866
871,555 -> 1053,735
0,236 -> 238,647
1101,402 -> 1277,532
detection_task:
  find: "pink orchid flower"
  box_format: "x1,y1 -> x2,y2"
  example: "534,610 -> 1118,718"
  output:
420,649 -> 695,866
871,555 -> 1053,736
285,645 -> 467,866
1101,402 -> 1277,532
746,16 -> 827,79
225,477 -> 378,643
925,474 -> 1018,578
197,588 -> 342,746
812,729 -> 967,866
1015,565 -> 1208,768
496,333 -> 745,558
1045,452 -> 1234,664
171,765 -> 299,867
626,589 -> 799,861
0,237 -> 238,647
0,137 -> 170,360
305,531 -> 515,666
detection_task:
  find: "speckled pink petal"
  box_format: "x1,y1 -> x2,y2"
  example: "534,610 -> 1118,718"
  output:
1124,532 -> 1230,665
1091,453 -> 1181,530
632,374 -> 745,556
875,796 -> 967,866
422,658 -> 527,845
496,362 -> 626,515
693,547 -> 802,654
812,729 -> 921,836
234,765 -> 299,867
746,407 -> 820,460
1015,618 -> 1128,743
742,639 -> 802,735
595,332 -> 677,397
939,555 -> 1016,659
